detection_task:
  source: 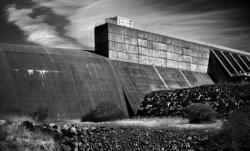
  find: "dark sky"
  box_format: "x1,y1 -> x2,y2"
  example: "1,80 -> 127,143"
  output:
0,0 -> 250,51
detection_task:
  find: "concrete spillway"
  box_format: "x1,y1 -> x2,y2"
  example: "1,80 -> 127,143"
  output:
0,43 -> 213,120
0,43 -> 128,119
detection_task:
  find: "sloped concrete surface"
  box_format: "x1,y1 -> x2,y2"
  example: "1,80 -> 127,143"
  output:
0,43 -> 127,120
0,43 -> 214,120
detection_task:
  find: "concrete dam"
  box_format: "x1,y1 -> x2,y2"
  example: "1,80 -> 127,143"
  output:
1,19 -> 250,120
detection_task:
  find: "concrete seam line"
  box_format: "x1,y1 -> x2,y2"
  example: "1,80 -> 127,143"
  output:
178,69 -> 192,87
152,64 -> 169,90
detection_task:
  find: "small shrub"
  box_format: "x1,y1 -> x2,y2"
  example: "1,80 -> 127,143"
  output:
221,108 -> 250,150
183,103 -> 217,123
197,107 -> 250,151
30,107 -> 48,122
81,102 -> 126,122
0,124 -> 58,151
0,126 -> 7,141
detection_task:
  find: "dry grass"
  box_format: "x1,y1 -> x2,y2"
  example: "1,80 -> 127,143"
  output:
60,117 -> 223,129
0,123 -> 59,151
0,115 -> 35,124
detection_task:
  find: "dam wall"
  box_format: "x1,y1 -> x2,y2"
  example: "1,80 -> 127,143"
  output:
0,43 -> 213,119
95,23 -> 250,83
1,22 -> 249,120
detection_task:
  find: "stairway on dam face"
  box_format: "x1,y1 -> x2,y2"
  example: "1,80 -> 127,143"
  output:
0,43 -> 214,120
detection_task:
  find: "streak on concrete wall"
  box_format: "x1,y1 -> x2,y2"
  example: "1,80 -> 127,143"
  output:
0,43 -> 128,120
0,43 -> 215,119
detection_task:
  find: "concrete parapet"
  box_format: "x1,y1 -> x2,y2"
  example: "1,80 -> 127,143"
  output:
95,23 -> 211,73
95,23 -> 250,78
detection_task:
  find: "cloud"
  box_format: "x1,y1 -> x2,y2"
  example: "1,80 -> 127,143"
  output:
5,0 -> 250,51
6,4 -> 82,49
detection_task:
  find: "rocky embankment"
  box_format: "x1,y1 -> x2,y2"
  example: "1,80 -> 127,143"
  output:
137,84 -> 250,117
20,121 -> 214,151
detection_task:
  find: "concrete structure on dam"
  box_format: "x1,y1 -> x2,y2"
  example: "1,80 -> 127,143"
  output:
1,17 -> 250,120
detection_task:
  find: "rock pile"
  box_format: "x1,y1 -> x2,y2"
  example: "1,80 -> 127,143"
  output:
21,121 -> 214,151
137,84 -> 250,118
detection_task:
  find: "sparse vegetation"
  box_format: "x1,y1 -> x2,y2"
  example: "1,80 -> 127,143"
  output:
0,123 -> 59,151
198,107 -> 250,151
0,125 -> 7,141
183,103 -> 217,124
81,102 -> 126,122
30,107 -> 49,122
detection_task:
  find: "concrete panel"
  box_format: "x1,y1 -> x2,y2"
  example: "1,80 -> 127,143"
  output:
139,47 -> 167,59
167,60 -> 179,69
191,64 -> 207,73
147,41 -> 154,49
110,50 -> 138,63
191,50 -> 203,58
112,60 -> 167,113
138,39 -> 148,47
109,33 -> 119,42
179,62 -> 191,71
137,30 -> 148,39
182,55 -> 191,62
165,37 -> 173,45
138,55 -> 166,67
124,44 -> 139,54
157,67 -> 190,89
109,42 -> 138,55
173,46 -> 183,54
109,41 -> 122,52
124,35 -> 137,45
123,27 -> 138,37
190,43 -> 200,52
166,45 -> 174,52
159,43 -> 167,51
167,52 -> 181,61
147,33 -> 157,42
181,70 -> 214,87
191,57 -> 209,65
182,48 -> 190,55
202,52 -> 210,59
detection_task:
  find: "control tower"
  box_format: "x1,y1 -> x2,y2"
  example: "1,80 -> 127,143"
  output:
105,16 -> 133,28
